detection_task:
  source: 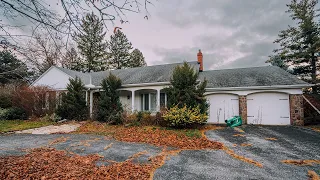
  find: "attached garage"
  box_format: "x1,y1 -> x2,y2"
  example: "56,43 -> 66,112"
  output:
247,92 -> 290,125
207,94 -> 239,123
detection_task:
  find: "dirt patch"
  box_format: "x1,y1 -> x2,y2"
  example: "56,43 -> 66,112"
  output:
308,170 -> 320,180
0,147 -> 179,180
281,159 -> 320,166
76,122 -> 223,150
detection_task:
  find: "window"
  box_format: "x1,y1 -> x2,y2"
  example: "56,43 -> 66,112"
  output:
160,93 -> 166,107
144,94 -> 149,111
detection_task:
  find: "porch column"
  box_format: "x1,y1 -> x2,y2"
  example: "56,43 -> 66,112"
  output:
157,89 -> 161,111
85,91 -> 88,106
89,91 -> 93,118
131,90 -> 135,112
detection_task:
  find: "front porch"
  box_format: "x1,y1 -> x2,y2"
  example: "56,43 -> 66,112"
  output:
88,86 -> 168,117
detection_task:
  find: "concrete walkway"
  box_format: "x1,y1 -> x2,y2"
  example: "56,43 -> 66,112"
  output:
15,123 -> 81,134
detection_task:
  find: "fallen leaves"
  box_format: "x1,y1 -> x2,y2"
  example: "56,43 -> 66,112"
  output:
308,170 -> 320,180
0,147 -> 178,180
281,159 -> 320,166
265,138 -> 278,141
223,147 -> 263,168
76,122 -> 224,150
240,143 -> 252,147
233,134 -> 245,137
311,127 -> 320,133
48,136 -> 69,146
104,143 -> 113,150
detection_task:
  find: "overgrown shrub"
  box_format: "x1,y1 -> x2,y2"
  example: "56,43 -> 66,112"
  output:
164,62 -> 209,114
162,105 -> 208,128
96,73 -> 123,124
0,107 -> 27,120
12,85 -> 56,117
0,84 -> 15,108
56,77 -> 88,120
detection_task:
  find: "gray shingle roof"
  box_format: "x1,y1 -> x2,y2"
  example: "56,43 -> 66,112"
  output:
54,63 -> 308,88
55,62 -> 199,86
199,66 -> 308,88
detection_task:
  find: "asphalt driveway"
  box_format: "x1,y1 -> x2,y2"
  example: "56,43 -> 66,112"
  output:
0,126 -> 319,179
155,126 -> 320,180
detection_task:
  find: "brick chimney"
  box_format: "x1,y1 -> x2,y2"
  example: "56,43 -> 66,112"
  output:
197,49 -> 203,72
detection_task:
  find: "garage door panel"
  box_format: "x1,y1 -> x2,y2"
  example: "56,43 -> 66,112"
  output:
207,94 -> 239,123
247,93 -> 290,125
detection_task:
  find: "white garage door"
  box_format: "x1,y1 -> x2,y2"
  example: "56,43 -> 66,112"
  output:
207,94 -> 239,123
247,93 -> 290,125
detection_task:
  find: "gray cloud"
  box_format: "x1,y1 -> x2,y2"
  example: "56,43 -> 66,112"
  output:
152,0 -> 296,70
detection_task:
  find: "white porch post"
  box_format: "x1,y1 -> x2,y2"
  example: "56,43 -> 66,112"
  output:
89,91 -> 93,118
85,91 -> 88,106
131,90 -> 135,112
157,89 -> 160,111
165,93 -> 167,107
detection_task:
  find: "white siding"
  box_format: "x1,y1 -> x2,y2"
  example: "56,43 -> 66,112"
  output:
32,67 -> 71,90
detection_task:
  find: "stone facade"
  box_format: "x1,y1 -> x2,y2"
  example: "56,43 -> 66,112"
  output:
239,95 -> 247,124
289,94 -> 304,126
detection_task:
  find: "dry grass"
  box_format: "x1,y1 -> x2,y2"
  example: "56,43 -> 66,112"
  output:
308,170 -> 320,180
281,159 -> 320,166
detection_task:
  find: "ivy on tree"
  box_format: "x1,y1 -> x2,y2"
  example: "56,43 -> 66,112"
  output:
273,0 -> 320,93
56,77 -> 88,120
74,12 -> 107,72
96,73 -> 123,124
165,62 -> 209,114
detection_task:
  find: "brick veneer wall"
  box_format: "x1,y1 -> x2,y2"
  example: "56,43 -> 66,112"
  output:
239,95 -> 247,124
289,94 -> 304,126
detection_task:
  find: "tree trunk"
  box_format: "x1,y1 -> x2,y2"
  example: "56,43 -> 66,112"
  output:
311,53 -> 317,94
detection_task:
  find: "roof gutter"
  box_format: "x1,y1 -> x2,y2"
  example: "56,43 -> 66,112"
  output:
205,84 -> 313,91
91,81 -> 171,89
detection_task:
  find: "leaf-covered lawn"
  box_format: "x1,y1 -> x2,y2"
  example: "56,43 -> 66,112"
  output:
75,121 -> 224,150
0,120 -> 54,133
0,147 -> 170,180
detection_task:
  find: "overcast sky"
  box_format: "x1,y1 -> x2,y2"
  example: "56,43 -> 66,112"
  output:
114,0 -> 295,70
2,0 -> 297,71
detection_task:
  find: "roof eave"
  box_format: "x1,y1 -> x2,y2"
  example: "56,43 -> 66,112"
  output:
205,84 -> 313,91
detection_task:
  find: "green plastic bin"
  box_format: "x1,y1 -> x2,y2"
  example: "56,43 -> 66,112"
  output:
225,116 -> 242,128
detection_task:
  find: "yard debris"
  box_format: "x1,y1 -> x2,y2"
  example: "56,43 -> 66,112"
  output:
234,127 -> 245,133
265,137 -> 278,141
76,122 -> 224,150
233,134 -> 245,137
240,143 -> 252,147
0,147 -> 180,180
223,147 -> 263,168
104,143 -> 113,150
308,170 -> 320,180
311,127 -> 320,133
48,136 -> 69,146
281,159 -> 320,166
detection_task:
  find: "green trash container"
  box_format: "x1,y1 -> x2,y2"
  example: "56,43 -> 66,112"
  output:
225,116 -> 242,127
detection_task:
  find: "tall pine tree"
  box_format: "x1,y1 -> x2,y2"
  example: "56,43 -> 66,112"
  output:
107,30 -> 133,69
74,12 -> 107,72
273,0 -> 320,93
129,48 -> 147,68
